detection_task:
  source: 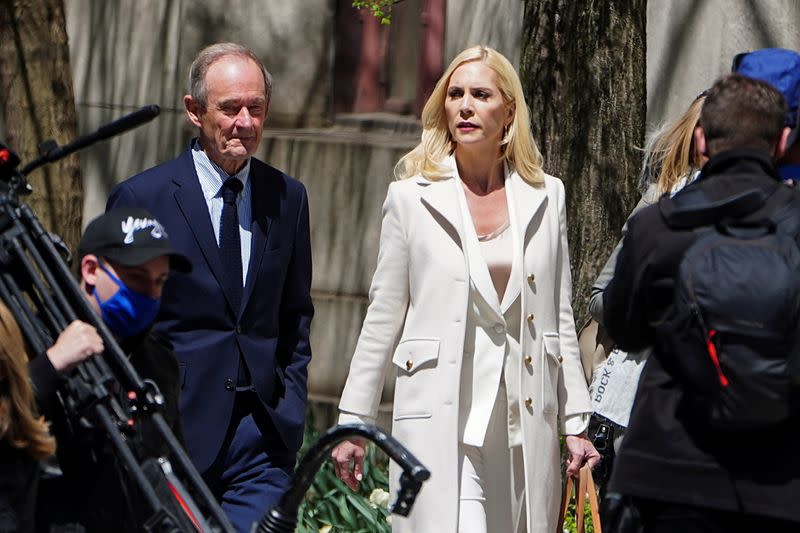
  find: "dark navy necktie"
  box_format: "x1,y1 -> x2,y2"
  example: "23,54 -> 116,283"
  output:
220,178 -> 243,313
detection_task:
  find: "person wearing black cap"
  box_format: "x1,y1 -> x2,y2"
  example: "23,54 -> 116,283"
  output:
32,207 -> 192,532
32,207 -> 191,435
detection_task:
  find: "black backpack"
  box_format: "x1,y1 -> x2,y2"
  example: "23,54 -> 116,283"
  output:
657,186 -> 800,430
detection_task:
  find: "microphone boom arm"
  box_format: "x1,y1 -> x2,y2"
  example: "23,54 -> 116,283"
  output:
19,105 -> 161,176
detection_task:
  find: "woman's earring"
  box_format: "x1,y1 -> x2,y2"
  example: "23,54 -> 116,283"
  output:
500,123 -> 513,146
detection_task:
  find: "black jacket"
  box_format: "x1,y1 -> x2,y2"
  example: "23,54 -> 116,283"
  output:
603,149 -> 800,522
31,328 -> 184,532
0,443 -> 39,533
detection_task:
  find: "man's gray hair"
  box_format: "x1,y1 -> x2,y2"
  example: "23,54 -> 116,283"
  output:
189,42 -> 273,109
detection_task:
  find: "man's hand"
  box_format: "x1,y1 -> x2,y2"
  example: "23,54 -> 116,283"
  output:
331,438 -> 367,491
565,433 -> 601,478
46,320 -> 104,372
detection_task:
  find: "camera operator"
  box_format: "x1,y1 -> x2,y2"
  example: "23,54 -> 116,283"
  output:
33,207 -> 191,532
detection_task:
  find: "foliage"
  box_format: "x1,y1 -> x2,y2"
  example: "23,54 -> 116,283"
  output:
296,414 -> 392,533
561,498 -> 596,533
294,420 -> 595,532
351,0 -> 397,25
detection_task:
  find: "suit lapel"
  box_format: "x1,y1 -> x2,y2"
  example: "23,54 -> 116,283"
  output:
418,166 -> 485,310
501,168 -> 548,312
428,155 -> 501,314
240,162 -> 277,314
171,152 -> 232,310
419,175 -> 465,251
417,158 -> 547,316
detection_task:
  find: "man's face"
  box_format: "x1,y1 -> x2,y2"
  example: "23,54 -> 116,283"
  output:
185,55 -> 268,175
84,255 -> 170,307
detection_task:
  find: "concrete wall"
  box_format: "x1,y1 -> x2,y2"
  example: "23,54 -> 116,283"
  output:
647,0 -> 800,130
445,0 -> 524,67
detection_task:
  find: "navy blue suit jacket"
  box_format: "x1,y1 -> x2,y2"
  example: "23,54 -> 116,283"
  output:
106,147 -> 314,472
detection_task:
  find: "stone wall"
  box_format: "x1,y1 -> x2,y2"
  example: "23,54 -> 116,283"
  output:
647,0 -> 800,130
445,0 -> 524,67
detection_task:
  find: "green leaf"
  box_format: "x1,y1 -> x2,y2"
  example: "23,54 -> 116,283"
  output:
351,0 -> 394,24
345,491 -> 380,523
298,410 -> 391,531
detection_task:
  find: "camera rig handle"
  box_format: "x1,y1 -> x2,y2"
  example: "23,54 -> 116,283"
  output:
255,423 -> 430,533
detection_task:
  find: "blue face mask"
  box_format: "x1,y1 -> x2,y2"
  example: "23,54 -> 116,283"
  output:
93,263 -> 160,338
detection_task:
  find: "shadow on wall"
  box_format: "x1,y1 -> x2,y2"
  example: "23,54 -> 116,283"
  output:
647,0 -> 784,129
446,0 -> 523,67
185,1 -> 333,128
76,0 -> 186,221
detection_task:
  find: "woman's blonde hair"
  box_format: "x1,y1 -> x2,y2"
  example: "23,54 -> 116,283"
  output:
395,45 -> 545,185
640,94 -> 707,196
0,301 -> 56,460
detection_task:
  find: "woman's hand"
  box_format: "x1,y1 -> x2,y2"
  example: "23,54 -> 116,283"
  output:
565,433 -> 601,478
46,320 -> 104,372
331,438 -> 368,491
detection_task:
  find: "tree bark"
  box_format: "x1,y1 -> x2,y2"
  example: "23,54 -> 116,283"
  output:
520,0 -> 646,326
0,0 -> 82,252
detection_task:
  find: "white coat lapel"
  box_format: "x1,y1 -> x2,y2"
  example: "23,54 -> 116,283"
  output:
502,168 -> 548,311
418,175 -> 465,252
419,155 -> 503,314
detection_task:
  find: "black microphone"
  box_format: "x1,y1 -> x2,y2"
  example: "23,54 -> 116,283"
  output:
94,105 -> 161,142
21,105 -> 162,175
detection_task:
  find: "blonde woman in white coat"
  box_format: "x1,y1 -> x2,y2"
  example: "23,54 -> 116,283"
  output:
331,45 -> 599,533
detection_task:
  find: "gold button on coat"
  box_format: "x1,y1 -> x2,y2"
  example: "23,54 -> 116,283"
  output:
524,355 -> 533,365
406,360 -> 413,371
527,273 -> 535,283
524,397 -> 533,408
526,313 -> 535,323
558,355 -> 563,363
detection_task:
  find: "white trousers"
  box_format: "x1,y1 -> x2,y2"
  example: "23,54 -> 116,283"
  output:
458,382 -> 526,533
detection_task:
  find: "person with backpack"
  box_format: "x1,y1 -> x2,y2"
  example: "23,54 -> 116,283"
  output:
583,92 -> 708,492
602,74 -> 800,532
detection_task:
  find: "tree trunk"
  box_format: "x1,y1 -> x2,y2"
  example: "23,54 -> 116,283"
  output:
520,0 -> 646,326
0,0 -> 82,252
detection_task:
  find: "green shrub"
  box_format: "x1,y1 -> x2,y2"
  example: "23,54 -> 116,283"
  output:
296,414 -> 392,533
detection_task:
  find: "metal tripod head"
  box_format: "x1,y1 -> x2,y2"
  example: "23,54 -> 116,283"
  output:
0,142 -> 31,204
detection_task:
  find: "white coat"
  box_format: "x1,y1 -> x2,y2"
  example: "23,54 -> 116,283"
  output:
338,157 -> 592,533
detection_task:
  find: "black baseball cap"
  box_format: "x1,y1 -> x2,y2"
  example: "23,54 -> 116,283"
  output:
78,208 -> 192,273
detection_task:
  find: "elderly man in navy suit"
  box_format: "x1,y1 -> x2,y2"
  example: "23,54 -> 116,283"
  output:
107,42 -> 314,532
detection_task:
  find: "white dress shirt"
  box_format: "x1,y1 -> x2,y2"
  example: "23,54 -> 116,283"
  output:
191,142 -> 253,285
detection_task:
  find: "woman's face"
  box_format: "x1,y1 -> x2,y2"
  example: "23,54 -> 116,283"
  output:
444,61 -> 511,152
